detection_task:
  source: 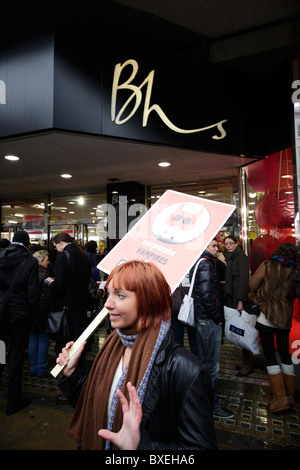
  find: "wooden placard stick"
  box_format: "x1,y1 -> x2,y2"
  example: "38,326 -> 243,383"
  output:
50,307 -> 109,378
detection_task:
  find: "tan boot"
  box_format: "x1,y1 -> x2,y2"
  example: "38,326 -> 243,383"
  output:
267,373 -> 291,413
282,373 -> 296,407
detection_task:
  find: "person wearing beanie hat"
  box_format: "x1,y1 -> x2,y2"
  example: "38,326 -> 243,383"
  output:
12,230 -> 30,247
0,230 -> 40,415
0,239 -> 10,251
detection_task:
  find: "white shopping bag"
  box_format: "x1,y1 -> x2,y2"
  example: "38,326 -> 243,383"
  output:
178,295 -> 196,327
224,306 -> 260,355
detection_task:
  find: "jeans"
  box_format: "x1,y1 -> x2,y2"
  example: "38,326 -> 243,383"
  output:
196,318 -> 222,408
28,331 -> 49,376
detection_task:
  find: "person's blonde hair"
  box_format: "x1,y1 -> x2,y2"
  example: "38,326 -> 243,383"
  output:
33,250 -> 49,263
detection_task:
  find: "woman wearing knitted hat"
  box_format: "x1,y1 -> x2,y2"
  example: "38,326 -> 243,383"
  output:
57,260 -> 217,450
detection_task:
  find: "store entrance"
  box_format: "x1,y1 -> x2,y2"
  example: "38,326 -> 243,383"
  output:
0,221 -> 102,251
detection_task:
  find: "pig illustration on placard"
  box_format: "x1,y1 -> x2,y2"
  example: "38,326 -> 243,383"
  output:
152,202 -> 210,244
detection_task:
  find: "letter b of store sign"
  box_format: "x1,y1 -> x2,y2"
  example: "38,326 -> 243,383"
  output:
292,340 -> 300,365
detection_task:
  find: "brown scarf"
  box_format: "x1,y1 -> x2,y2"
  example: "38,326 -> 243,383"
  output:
67,322 -> 168,450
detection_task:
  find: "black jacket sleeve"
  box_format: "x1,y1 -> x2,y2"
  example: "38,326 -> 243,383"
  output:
58,367 -> 88,408
138,346 -> 217,450
192,260 -> 222,323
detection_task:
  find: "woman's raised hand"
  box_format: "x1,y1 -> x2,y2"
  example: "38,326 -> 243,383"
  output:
98,382 -> 142,450
56,341 -> 86,376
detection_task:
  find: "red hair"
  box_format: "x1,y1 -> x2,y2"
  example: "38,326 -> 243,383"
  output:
106,260 -> 172,330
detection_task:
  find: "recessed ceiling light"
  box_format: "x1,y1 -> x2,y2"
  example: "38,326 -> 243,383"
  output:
158,162 -> 171,167
4,155 -> 19,161
61,173 -> 72,178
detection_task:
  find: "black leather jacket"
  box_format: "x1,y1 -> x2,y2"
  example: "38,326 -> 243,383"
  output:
0,243 -> 39,326
59,329 -> 217,450
190,251 -> 223,324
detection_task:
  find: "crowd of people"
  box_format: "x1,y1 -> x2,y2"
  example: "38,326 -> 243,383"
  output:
170,235 -> 298,419
0,230 -> 298,450
0,231 -> 104,413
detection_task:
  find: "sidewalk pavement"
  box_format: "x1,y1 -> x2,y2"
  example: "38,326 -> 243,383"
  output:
1,328 -> 300,451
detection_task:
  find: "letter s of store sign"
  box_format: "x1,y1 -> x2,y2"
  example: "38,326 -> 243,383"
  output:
111,59 -> 227,140
0,80 -> 6,104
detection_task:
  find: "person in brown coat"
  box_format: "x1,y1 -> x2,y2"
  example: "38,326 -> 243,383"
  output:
249,242 -> 298,413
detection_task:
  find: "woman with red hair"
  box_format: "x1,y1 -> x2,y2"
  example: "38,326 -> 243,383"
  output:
57,260 -> 216,450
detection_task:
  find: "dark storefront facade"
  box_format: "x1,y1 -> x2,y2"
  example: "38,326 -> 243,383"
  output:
0,0 -> 300,357
0,1 -> 299,267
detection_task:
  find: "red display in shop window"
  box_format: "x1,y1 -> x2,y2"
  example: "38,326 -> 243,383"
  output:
254,194 -> 281,230
249,234 -> 280,273
275,189 -> 295,228
255,191 -> 294,231
246,152 -> 281,191
276,227 -> 296,244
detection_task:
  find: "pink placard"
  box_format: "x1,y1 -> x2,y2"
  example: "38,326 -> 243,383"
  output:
98,190 -> 235,292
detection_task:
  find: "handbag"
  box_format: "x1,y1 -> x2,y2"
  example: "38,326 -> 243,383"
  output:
171,284 -> 188,316
224,306 -> 260,355
177,258 -> 205,327
244,286 -> 276,316
46,249 -> 71,337
46,307 -> 70,337
244,299 -> 261,316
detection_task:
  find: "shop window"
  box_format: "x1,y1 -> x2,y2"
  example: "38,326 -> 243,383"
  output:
245,148 -> 295,274
0,192 -> 107,247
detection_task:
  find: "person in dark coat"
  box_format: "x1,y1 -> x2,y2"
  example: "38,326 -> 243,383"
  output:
55,261 -> 217,450
0,238 -> 10,251
190,238 -> 233,419
223,235 -> 252,376
50,232 -> 91,403
28,250 -> 54,377
86,240 -> 101,283
0,231 -> 40,415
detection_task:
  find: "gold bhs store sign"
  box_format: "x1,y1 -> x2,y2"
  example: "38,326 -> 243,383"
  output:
111,59 -> 228,140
